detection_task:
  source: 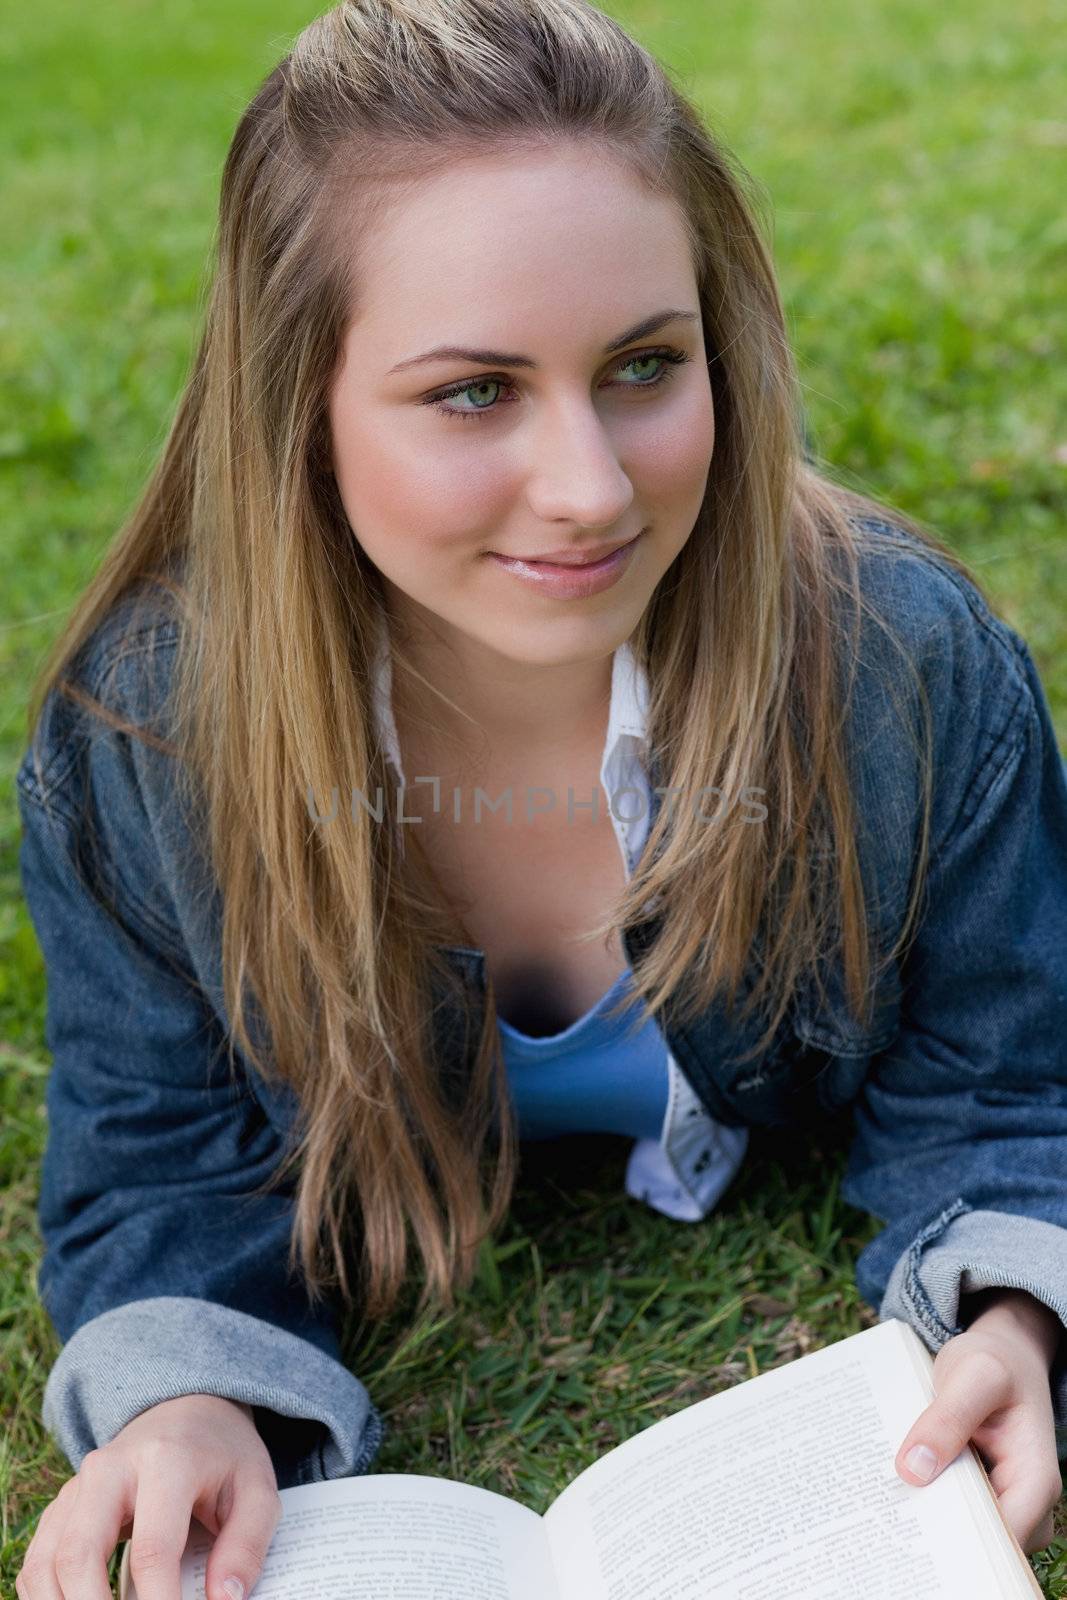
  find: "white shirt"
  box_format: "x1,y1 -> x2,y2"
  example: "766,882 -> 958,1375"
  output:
371,622 -> 749,1222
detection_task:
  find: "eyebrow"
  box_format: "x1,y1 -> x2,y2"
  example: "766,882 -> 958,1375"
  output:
385,308 -> 700,375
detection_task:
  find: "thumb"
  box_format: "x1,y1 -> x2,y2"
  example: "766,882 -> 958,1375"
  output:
203,1471 -> 283,1600
895,1352 -> 1010,1487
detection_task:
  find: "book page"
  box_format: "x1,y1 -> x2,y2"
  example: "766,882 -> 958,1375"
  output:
544,1319 -> 1030,1599
124,1474 -> 558,1600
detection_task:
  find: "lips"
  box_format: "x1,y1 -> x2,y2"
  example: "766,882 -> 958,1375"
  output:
496,534 -> 638,567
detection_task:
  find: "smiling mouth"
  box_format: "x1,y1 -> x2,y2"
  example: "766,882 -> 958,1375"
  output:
490,533 -> 641,567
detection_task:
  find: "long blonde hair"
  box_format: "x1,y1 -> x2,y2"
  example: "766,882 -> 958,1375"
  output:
24,0 -> 988,1323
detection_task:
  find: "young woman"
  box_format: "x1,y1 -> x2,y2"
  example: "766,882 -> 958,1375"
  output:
15,1 -> 1067,1596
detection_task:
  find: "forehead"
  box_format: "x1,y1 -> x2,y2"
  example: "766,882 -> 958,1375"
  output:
344,144 -> 696,343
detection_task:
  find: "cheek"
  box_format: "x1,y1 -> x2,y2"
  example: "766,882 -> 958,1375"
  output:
635,382 -> 715,508
330,403 -> 507,568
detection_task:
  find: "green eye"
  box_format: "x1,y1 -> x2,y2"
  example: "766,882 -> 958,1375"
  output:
423,345 -> 692,424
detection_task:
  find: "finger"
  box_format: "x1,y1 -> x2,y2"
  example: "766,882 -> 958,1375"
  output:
1024,1511 -> 1055,1555
895,1349 -> 1013,1486
995,1466 -> 1063,1555
203,1470 -> 283,1600
124,1465 -> 199,1600
16,1492 -> 70,1600
50,1451 -> 134,1600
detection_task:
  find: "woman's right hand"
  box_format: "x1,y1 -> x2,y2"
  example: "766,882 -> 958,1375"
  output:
15,1392 -> 283,1600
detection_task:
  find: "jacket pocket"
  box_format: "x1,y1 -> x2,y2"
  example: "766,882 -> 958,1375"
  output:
789,960 -> 902,1113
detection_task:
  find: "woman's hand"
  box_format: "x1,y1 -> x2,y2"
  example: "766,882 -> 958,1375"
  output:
894,1288 -> 1064,1553
15,1392 -> 283,1600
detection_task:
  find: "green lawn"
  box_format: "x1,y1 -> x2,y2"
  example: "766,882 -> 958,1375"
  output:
2,0 -> 1065,1592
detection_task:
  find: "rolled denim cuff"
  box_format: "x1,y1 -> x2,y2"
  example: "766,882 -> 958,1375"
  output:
878,1200 -> 1067,1461
42,1297 -> 383,1490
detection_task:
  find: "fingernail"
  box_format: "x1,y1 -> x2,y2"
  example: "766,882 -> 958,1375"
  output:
904,1444 -> 938,1482
223,1580 -> 245,1600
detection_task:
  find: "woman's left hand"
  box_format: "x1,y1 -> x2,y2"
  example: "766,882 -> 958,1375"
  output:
894,1287 -> 1064,1553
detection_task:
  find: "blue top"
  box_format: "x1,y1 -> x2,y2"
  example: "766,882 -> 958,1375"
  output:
499,966 -> 670,1142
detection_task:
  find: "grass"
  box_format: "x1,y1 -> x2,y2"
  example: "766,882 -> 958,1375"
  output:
2,0 -> 1066,1592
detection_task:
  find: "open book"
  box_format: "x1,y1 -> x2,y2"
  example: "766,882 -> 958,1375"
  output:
119,1317 -> 1042,1599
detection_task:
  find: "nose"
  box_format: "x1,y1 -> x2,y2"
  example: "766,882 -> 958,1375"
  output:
523,397 -> 635,530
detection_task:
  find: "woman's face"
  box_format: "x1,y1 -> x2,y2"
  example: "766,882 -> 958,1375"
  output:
327,143 -> 714,669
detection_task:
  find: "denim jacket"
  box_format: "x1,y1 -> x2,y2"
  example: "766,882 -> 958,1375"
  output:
15,516 -> 1067,1489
